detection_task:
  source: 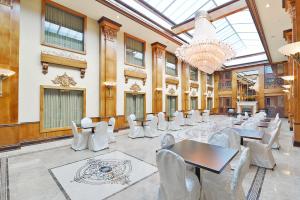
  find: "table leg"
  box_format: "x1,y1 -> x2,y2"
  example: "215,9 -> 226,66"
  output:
240,137 -> 243,145
195,167 -> 201,182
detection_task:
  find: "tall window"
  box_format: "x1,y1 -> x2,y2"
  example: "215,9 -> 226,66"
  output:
264,64 -> 284,89
166,52 -> 177,76
125,33 -> 146,68
190,97 -> 198,110
207,74 -> 213,85
207,98 -> 213,110
43,1 -> 86,53
41,87 -> 85,131
166,96 -> 177,116
125,93 -> 145,119
190,67 -> 198,81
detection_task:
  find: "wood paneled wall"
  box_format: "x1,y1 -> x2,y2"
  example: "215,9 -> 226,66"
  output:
151,42 -> 166,114
181,62 -> 189,111
98,17 -> 121,118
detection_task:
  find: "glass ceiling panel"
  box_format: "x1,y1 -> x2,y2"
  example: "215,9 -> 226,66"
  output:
225,54 -> 268,66
109,0 -> 267,66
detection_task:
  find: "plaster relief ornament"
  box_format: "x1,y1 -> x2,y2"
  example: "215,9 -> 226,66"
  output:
52,73 -> 77,87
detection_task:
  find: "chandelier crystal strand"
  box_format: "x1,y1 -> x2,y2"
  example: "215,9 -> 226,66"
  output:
175,11 -> 235,74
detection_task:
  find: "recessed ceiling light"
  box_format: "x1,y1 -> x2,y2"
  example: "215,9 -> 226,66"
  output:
116,15 -> 120,19
266,3 -> 270,8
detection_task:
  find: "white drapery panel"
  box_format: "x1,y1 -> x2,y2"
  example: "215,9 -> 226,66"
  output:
125,93 -> 144,119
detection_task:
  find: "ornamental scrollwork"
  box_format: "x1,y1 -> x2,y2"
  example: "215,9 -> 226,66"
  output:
52,73 -> 77,87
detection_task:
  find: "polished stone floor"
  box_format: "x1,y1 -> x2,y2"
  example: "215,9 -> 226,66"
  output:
1,116 -> 299,200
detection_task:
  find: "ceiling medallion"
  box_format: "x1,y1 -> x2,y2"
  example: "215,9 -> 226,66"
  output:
175,11 -> 235,74
130,82 -> 141,93
52,73 -> 77,87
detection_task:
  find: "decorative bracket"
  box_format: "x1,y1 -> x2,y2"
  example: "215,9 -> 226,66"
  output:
124,69 -> 147,85
166,77 -> 179,89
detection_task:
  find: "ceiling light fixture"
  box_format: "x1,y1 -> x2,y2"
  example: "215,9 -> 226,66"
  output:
282,89 -> 289,93
282,84 -> 291,89
279,41 -> 300,64
175,11 -> 235,74
266,3 -> 270,8
280,75 -> 294,81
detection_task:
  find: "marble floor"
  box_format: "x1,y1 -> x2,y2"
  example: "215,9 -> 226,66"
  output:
1,116 -> 299,200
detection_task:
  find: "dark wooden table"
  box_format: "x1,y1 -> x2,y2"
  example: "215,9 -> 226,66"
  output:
81,122 -> 112,133
232,128 -> 264,145
261,118 -> 271,122
234,121 -> 244,126
184,113 -> 192,118
258,122 -> 269,128
166,140 -> 238,180
134,119 -> 151,127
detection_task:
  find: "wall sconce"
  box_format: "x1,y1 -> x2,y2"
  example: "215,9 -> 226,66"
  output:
280,75 -> 294,81
0,68 -> 15,97
282,89 -> 290,93
184,91 -> 190,94
279,41 -> 300,64
104,81 -> 116,97
155,88 -> 162,92
282,84 -> 291,89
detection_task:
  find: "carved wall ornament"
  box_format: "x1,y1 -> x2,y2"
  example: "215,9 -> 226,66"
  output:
168,88 -> 176,95
52,73 -> 77,87
103,26 -> 117,41
130,83 -> 141,93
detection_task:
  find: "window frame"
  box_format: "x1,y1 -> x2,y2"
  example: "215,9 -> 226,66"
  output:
165,51 -> 178,76
41,0 -> 87,55
124,33 -> 146,69
124,91 -> 146,120
40,85 -> 86,133
189,66 -> 198,81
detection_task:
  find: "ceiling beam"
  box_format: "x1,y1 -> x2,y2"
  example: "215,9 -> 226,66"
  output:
171,0 -> 247,35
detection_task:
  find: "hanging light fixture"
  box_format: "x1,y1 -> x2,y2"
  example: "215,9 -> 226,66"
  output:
175,11 -> 235,74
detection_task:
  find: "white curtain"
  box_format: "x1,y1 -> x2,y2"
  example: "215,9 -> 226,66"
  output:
167,96 -> 177,116
126,93 -> 144,119
191,97 -> 198,110
44,89 -> 83,129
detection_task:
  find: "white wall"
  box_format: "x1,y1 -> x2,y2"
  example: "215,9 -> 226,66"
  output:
19,0 -> 181,122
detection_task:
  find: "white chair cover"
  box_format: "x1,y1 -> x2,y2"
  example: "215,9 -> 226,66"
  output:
146,114 -> 154,121
222,128 -> 241,169
244,112 -> 249,119
185,110 -> 197,126
237,114 -> 242,121
158,112 -> 168,131
169,112 -> 182,131
88,121 -> 109,151
208,132 -> 229,148
202,111 -> 210,122
247,127 -> 279,169
263,120 -> 281,149
161,133 -> 175,148
107,117 -> 116,143
194,110 -> 202,123
201,148 -> 250,200
71,121 -> 89,151
156,149 -> 201,200
144,116 -> 160,138
178,111 -> 185,126
127,114 -> 144,138
241,120 -> 258,130
81,117 -> 93,133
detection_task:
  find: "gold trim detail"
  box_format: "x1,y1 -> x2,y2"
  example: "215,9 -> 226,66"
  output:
52,73 -> 77,87
130,83 -> 141,93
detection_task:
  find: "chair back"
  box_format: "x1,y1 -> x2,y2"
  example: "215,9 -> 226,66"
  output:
208,132 -> 229,148
237,114 -> 242,121
178,111 -> 185,125
149,116 -> 158,130
161,134 -> 175,148
81,117 -> 92,128
244,112 -> 249,118
71,121 -> 79,137
146,114 -> 154,121
241,120 -> 257,130
108,117 -> 116,130
231,147 -> 250,192
127,115 -> 136,130
94,121 -> 108,142
156,149 -> 188,200
267,123 -> 280,149
222,128 -> 241,151
158,112 -> 165,122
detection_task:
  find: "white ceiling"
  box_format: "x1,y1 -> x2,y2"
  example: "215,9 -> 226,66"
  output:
255,0 -> 292,63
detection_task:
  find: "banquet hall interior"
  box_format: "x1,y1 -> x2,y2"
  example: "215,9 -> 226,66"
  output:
1,0 -> 300,199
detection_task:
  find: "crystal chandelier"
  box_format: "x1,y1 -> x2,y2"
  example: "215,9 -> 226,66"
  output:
175,11 -> 235,74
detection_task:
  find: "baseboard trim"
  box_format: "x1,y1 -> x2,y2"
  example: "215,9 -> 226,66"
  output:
0,144 -> 21,152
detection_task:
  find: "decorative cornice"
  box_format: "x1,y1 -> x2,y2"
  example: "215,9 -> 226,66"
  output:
130,82 -> 141,93
52,73 -> 77,87
102,26 -> 118,41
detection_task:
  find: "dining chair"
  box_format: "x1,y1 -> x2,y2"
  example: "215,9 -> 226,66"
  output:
185,110 -> 197,126
107,117 -> 116,143
208,132 -> 229,148
201,148 -> 250,200
81,117 -> 93,133
88,121 -> 109,151
144,116 -> 160,138
169,112 -> 182,131
247,126 -> 279,169
222,128 -> 242,169
158,112 -> 168,131
156,149 -> 201,200
71,121 -> 89,151
177,111 -> 185,126
263,120 -> 282,150
161,133 -> 176,149
127,114 -> 144,138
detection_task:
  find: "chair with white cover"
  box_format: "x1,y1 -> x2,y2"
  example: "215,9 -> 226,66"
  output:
127,114 -> 144,138
178,111 -> 185,126
81,117 -> 93,133
144,116 -> 160,138
241,120 -> 258,130
185,110 -> 197,126
88,121 -> 109,151
208,132 -> 229,148
202,110 -> 210,122
263,120 -> 282,150
107,117 -> 116,143
201,148 -> 250,200
168,112 -> 182,131
222,128 -> 242,169
194,110 -> 202,123
156,149 -> 201,200
247,126 -> 279,169
244,112 -> 249,119
161,133 -> 176,148
158,112 -> 168,131
146,114 -> 154,121
71,121 -> 89,151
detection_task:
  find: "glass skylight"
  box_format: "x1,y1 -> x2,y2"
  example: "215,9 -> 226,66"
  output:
109,0 -> 268,67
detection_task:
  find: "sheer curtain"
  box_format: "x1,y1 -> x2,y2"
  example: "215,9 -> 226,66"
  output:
45,3 -> 84,51
44,89 -> 83,129
126,93 -> 144,119
167,96 -> 177,116
125,36 -> 144,67
191,97 -> 198,110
